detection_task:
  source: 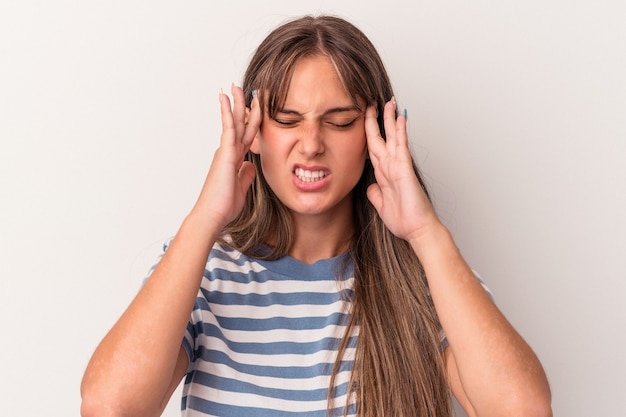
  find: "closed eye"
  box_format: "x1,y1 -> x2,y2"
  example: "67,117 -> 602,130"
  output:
273,118 -> 299,126
326,117 -> 360,128
330,119 -> 357,128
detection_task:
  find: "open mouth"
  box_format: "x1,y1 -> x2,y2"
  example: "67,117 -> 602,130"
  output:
294,168 -> 328,182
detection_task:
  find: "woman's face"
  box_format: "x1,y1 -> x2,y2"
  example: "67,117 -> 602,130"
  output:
251,54 -> 367,222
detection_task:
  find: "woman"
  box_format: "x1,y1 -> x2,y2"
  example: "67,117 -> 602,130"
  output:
81,15 -> 552,417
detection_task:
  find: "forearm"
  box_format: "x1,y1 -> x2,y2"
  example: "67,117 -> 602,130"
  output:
80,84 -> 260,417
410,222 -> 551,417
80,212 -> 222,417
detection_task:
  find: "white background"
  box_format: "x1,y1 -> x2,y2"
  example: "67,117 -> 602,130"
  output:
1,1 -> 624,416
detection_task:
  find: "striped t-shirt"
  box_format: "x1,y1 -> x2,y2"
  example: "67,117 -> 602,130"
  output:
179,241 -> 358,416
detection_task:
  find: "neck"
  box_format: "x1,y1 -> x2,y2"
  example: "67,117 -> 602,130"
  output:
288,211 -> 355,264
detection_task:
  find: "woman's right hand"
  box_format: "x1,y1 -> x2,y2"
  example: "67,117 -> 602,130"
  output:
191,84 -> 261,229
80,84 -> 262,417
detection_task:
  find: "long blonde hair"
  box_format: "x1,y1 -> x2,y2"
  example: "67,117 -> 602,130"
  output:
221,15 -> 452,417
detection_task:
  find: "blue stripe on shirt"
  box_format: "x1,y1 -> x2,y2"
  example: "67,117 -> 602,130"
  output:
193,348 -> 354,379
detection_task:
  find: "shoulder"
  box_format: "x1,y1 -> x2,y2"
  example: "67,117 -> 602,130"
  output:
206,240 -> 268,274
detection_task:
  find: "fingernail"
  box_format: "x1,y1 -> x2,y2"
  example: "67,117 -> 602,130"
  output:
403,108 -> 408,119
251,89 -> 256,97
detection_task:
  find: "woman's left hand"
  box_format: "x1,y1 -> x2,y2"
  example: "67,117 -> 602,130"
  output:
365,99 -> 440,242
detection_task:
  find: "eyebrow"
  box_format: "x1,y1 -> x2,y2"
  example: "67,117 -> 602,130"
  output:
276,106 -> 362,116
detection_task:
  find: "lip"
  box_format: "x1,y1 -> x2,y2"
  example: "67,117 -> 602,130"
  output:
292,164 -> 331,191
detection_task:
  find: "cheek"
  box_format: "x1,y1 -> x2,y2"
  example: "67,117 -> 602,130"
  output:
256,140 -> 287,187
259,152 -> 278,181
257,124 -> 292,153
340,141 -> 368,179
346,133 -> 368,160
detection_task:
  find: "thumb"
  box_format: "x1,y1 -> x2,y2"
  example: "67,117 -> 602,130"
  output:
366,183 -> 383,213
238,161 -> 256,191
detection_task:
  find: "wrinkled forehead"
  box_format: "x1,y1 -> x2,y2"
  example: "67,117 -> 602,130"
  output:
261,53 -> 364,117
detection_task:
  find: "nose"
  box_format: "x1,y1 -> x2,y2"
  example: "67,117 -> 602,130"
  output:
297,123 -> 324,157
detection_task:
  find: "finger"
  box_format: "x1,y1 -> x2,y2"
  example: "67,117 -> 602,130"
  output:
219,91 -> 236,145
231,83 -> 246,140
382,98 -> 397,148
364,104 -> 385,164
394,107 -> 408,148
242,91 -> 261,148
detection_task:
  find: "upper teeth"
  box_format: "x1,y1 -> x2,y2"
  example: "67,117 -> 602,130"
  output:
295,168 -> 327,182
